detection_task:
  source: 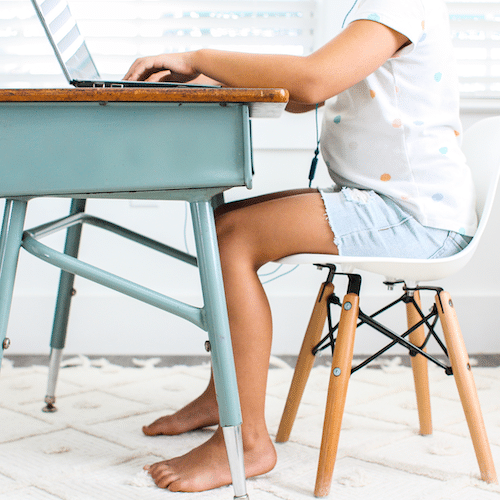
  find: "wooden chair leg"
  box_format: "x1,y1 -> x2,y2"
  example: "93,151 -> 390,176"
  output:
406,290 -> 433,435
315,292 -> 359,497
276,281 -> 334,443
436,291 -> 498,484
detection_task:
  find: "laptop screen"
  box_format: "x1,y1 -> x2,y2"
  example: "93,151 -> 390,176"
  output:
31,0 -> 100,82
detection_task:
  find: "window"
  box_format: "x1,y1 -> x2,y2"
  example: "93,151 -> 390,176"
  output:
1,0 -> 499,100
0,0 -> 317,88
447,0 -> 500,98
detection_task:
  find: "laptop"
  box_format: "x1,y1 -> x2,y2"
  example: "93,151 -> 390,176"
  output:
30,0 -> 219,88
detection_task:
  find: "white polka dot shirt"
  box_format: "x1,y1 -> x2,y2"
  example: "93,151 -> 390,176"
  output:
320,0 -> 477,236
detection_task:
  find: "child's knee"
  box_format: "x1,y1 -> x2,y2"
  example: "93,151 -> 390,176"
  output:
216,210 -> 259,263
216,210 -> 246,250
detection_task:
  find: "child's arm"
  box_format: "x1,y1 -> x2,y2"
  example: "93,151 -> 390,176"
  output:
124,20 -> 409,104
285,102 -> 324,114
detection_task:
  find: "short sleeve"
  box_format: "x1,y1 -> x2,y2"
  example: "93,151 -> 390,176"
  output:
346,0 -> 426,52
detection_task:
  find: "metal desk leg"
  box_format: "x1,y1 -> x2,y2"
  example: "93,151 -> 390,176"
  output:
190,200 -> 249,500
223,425 -> 248,499
0,202 -> 11,272
0,199 -> 28,369
44,199 -> 87,412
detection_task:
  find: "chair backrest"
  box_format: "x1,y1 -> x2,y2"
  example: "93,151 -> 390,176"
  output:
462,115 -> 500,228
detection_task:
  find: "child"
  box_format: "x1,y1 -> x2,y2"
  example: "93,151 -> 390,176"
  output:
124,0 -> 476,492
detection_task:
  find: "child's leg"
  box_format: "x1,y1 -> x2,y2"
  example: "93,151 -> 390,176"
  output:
142,374 -> 218,436
142,189 -> 320,437
144,189 -> 338,492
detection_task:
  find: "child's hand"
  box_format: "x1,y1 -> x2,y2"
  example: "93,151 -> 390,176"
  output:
123,52 -> 200,83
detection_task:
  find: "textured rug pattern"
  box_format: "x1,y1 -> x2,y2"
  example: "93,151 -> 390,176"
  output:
1,355 -> 500,499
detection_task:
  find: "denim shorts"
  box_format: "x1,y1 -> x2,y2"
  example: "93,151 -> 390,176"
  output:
319,187 -> 472,259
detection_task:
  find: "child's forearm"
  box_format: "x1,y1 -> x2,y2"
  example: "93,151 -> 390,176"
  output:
192,49 -> 320,104
192,19 -> 407,104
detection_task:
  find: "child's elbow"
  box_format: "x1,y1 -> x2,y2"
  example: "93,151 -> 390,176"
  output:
291,75 -> 338,105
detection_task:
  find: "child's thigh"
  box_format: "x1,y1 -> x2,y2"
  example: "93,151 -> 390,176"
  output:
215,189 -> 338,266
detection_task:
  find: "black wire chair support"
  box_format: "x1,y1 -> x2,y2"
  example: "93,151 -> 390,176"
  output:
311,264 -> 454,376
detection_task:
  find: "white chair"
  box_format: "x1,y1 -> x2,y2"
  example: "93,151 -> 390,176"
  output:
275,116 -> 500,497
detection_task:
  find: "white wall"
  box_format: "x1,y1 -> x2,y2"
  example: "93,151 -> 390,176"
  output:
3,105 -> 500,357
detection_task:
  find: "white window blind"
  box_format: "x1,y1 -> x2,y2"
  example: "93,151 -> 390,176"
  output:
447,0 -> 500,98
1,0 -> 499,100
0,0 -> 316,88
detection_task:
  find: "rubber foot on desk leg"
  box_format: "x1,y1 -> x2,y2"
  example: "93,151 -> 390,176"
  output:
42,396 -> 57,413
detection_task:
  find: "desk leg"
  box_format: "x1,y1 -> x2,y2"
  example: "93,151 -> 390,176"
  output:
190,200 -> 248,500
44,199 -> 87,412
0,199 -> 28,369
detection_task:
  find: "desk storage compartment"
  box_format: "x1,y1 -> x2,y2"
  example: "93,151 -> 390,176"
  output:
0,102 -> 252,198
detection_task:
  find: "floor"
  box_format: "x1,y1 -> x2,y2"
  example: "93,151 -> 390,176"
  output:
1,354 -> 500,499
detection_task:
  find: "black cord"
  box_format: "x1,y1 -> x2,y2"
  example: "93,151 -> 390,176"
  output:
308,103 -> 320,187
308,1 -> 359,188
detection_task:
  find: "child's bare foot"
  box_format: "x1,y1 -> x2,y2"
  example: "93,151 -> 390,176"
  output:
144,426 -> 277,492
142,391 -> 219,436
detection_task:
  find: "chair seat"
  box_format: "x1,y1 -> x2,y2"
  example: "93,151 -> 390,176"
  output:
277,240 -> 476,282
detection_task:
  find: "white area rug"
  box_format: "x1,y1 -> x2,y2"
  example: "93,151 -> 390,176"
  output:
1,355 -> 500,499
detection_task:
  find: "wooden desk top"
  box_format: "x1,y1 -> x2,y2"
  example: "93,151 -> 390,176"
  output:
0,87 -> 289,118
